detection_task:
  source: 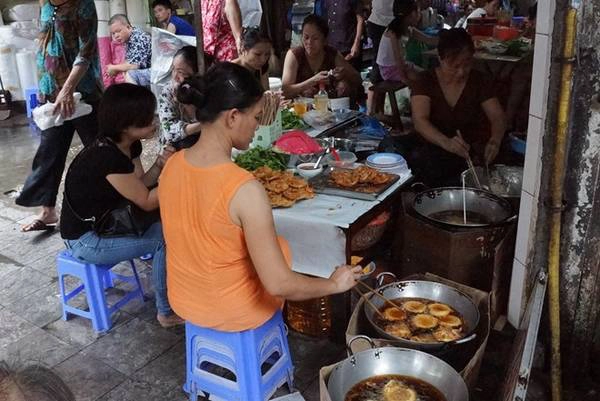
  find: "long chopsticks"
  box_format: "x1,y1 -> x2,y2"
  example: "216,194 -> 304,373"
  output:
456,130 -> 482,189
259,91 -> 282,126
352,279 -> 405,319
352,287 -> 387,319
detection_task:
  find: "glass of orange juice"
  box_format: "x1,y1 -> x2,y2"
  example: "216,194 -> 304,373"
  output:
293,98 -> 307,116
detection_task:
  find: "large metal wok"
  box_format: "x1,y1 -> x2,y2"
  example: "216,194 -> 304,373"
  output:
413,187 -> 515,228
363,275 -> 480,352
327,337 -> 469,401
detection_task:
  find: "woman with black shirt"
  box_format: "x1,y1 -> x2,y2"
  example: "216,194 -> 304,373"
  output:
60,83 -> 183,328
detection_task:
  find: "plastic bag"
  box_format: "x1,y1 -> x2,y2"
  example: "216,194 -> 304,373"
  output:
150,27 -> 195,96
32,93 -> 93,131
239,0 -> 262,27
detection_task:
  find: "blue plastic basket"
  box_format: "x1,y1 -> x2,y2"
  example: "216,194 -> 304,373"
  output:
509,133 -> 526,155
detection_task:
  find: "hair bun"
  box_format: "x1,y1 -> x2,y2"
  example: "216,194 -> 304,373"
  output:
176,76 -> 207,108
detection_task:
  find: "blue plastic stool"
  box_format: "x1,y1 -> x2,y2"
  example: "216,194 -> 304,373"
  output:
56,250 -> 145,332
184,311 -> 294,401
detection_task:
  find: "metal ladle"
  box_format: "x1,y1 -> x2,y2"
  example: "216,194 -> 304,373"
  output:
312,147 -> 331,169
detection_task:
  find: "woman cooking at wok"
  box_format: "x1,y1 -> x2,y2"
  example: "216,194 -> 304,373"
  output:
409,28 -> 506,187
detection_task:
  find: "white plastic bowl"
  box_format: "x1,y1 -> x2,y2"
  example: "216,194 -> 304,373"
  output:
296,163 -> 323,178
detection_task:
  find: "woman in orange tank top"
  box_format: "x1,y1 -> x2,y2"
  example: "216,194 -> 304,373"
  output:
158,63 -> 362,332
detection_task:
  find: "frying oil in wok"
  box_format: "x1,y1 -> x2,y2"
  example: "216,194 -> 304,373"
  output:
374,298 -> 467,343
428,210 -> 491,225
345,375 -> 446,401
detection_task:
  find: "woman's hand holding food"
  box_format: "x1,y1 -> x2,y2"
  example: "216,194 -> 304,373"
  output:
330,265 -> 363,293
443,135 -> 471,159
331,67 -> 345,80
311,70 -> 330,85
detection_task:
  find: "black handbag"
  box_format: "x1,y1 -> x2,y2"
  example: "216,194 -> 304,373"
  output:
63,142 -> 160,238
64,190 -> 160,238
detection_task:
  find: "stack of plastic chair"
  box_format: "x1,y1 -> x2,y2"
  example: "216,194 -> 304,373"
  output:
56,249 -> 145,332
184,311 -> 295,401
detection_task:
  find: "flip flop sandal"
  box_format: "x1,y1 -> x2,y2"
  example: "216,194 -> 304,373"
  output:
21,219 -> 57,232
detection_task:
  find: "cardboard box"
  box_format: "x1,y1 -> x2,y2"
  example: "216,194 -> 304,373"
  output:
319,273 -> 490,401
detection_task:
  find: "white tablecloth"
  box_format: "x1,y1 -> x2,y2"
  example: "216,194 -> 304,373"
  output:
273,171 -> 412,278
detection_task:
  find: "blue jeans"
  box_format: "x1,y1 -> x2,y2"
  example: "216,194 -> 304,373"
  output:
64,222 -> 172,316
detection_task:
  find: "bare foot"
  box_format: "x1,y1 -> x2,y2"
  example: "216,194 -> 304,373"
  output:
157,313 -> 185,328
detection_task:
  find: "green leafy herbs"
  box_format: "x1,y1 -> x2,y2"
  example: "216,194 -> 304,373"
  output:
505,39 -> 530,57
234,146 -> 288,171
281,108 -> 307,130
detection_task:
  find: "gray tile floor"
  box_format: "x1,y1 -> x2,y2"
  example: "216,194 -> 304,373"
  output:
0,115 -> 343,400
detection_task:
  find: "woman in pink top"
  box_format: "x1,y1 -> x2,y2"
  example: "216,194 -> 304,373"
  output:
201,0 -> 242,61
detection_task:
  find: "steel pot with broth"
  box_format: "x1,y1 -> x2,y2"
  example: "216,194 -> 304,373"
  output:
413,187 -> 515,228
327,340 -> 469,401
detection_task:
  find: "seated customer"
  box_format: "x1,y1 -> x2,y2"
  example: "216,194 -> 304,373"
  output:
107,14 -> 152,87
376,0 -> 436,85
410,28 -> 506,186
60,83 -> 183,328
152,0 -> 195,36
158,46 -> 210,149
281,14 -> 362,100
232,27 -> 272,90
159,63 -> 362,332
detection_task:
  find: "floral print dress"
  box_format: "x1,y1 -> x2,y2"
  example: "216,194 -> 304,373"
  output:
201,0 -> 238,61
158,81 -> 197,145
38,0 -> 102,101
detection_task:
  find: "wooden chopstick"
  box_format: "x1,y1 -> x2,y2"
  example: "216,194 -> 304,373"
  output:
456,130 -> 482,189
355,280 -> 405,315
352,287 -> 387,320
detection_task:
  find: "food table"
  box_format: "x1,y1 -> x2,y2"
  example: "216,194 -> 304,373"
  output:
260,113 -> 413,340
272,169 -> 412,278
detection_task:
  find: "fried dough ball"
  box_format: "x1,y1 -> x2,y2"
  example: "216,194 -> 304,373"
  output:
438,314 -> 462,328
264,180 -> 289,194
402,300 -> 426,314
382,380 -> 417,401
383,307 -> 406,321
433,327 -> 462,342
269,194 -> 295,208
428,303 -> 453,317
412,314 -> 439,330
286,176 -> 308,188
386,321 -> 412,338
253,166 -> 273,180
410,332 -> 437,343
371,172 -> 392,185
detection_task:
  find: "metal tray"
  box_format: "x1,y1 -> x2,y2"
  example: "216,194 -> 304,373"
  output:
308,167 -> 400,201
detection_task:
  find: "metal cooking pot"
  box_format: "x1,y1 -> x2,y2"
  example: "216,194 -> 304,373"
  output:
363,275 -> 480,352
327,337 -> 469,401
413,187 -> 515,228
461,165 -> 523,199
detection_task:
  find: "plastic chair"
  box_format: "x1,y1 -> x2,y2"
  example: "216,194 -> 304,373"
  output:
184,311 -> 294,401
56,249 -> 145,332
370,80 -> 407,132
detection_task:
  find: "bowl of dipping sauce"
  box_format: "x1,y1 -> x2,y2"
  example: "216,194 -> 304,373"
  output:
296,162 -> 323,179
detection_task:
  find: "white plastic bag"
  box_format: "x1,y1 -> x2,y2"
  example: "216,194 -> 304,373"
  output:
32,93 -> 93,131
239,0 -> 262,27
150,27 -> 195,97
